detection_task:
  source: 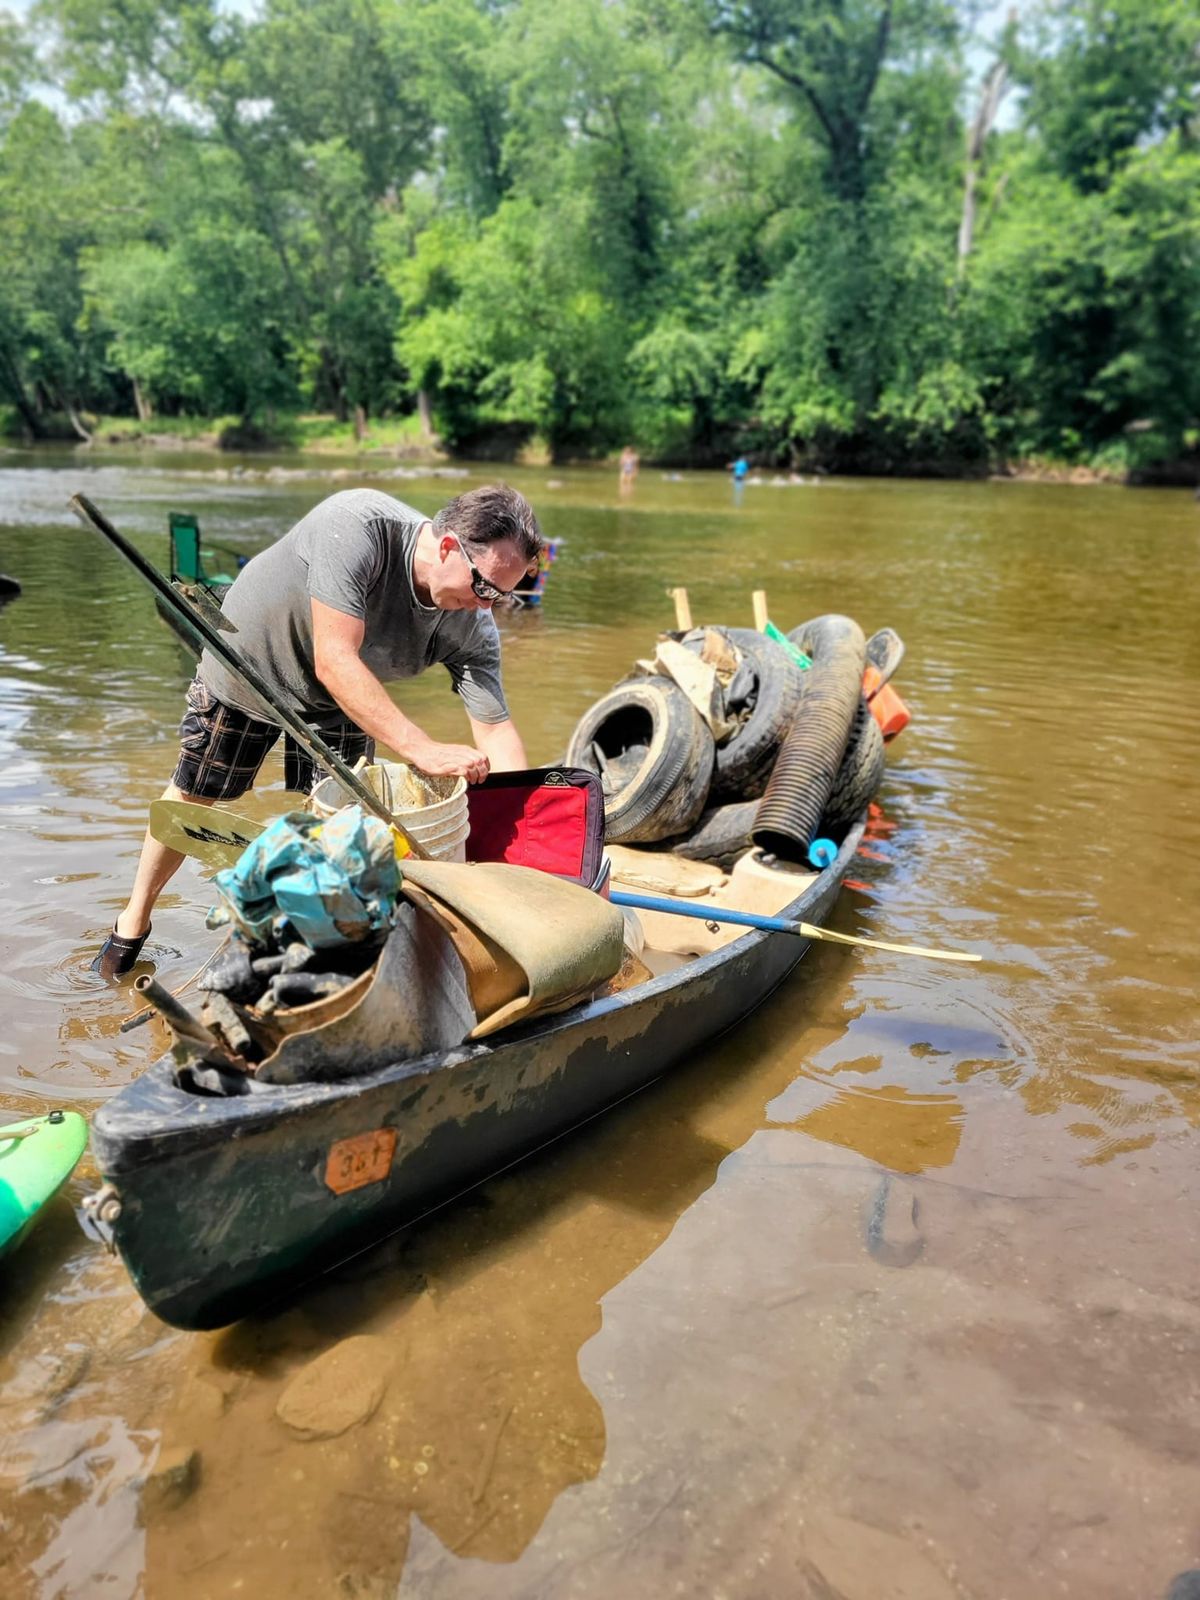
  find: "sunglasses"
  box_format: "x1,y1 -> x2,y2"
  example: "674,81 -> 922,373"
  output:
449,533 -> 515,603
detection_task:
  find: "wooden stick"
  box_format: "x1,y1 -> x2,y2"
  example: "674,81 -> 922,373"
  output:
752,589 -> 769,631
670,587 -> 692,629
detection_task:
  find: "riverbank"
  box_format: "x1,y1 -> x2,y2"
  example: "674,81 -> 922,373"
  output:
4,409 -> 1198,486
82,412 -> 445,459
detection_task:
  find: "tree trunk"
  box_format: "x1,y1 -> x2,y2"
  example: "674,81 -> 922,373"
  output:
133,377 -> 153,422
417,388 -> 435,439
65,403 -> 93,444
957,167 -> 979,267
958,61 -> 1008,273
353,405 -> 367,442
0,342 -> 44,440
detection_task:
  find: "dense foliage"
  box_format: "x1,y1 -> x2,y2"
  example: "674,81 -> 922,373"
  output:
1,0 -> 1197,470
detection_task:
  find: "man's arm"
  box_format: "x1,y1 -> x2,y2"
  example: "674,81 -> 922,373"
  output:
311,599 -> 490,783
468,715 -> 527,773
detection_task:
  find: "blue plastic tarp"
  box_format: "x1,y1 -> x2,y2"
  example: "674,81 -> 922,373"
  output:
209,807 -> 400,949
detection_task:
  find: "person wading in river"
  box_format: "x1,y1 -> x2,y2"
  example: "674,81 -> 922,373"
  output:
92,484 -> 543,980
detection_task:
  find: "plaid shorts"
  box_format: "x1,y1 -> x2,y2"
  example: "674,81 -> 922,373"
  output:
172,675 -> 375,801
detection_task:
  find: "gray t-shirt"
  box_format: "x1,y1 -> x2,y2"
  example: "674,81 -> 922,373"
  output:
199,488 -> 510,729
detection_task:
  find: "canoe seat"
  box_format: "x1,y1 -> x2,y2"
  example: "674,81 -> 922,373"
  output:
612,847 -> 817,960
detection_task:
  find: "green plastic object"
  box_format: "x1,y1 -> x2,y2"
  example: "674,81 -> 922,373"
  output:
0,1111 -> 88,1258
169,511 -> 235,587
169,511 -> 204,582
763,619 -> 812,669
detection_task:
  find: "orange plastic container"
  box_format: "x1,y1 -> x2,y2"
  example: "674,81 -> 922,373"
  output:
862,664 -> 911,740
870,681 -> 910,740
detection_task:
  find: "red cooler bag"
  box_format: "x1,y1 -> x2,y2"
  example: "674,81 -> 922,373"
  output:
465,767 -> 606,889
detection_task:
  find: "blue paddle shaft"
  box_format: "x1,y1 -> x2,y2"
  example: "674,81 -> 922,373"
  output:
609,890 -> 805,936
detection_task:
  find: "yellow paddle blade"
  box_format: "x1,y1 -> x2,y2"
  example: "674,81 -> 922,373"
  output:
796,921 -> 981,963
149,799 -> 265,873
151,798 -> 417,872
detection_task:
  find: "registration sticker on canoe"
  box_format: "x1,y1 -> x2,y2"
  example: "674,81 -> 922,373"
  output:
324,1128 -> 398,1195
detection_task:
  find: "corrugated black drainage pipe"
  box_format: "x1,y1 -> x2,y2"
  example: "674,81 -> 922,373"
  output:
752,614 -> 866,860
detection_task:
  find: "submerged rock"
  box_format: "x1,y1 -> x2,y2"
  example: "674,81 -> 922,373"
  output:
275,1335 -> 391,1440
804,1513 -> 957,1600
141,1445 -> 200,1513
865,1174 -> 924,1268
33,1347 -> 91,1418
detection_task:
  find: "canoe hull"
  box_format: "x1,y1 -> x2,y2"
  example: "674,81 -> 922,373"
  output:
90,830 -> 859,1329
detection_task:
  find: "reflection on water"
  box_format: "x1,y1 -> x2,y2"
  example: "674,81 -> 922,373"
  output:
1,452 -> 1199,1599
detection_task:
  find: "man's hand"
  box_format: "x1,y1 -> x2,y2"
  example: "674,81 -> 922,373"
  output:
410,739 -> 490,784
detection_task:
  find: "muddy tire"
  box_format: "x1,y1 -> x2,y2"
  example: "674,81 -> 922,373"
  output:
670,800 -> 758,870
865,627 -> 905,689
708,628 -> 806,802
822,697 -> 885,830
566,676 -> 715,843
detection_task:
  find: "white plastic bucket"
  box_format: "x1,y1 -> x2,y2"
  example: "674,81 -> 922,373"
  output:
309,761 -> 470,862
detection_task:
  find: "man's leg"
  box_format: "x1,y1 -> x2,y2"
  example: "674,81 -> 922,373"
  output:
93,677 -> 280,978
114,781 -> 215,940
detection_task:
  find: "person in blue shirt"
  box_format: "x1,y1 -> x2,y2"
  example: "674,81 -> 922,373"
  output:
730,456 -> 749,482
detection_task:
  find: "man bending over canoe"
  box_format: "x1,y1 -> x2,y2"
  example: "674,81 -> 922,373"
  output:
92,484 -> 542,980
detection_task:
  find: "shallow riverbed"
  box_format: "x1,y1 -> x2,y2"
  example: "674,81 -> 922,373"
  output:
1,450 -> 1198,1599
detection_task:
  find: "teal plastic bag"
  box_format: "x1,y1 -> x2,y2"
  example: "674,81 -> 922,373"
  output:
762,619 -> 812,670
209,807 -> 400,949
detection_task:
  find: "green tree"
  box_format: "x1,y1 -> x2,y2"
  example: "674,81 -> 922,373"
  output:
0,104 -> 106,437
1019,0 -> 1200,193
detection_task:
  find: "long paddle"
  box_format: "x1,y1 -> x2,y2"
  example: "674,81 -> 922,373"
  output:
609,890 -> 980,963
69,492 -> 428,860
150,798 -> 978,965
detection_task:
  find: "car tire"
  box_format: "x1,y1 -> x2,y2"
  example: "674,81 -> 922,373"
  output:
566,676 -> 715,843
669,800 -> 758,870
706,627 -> 806,802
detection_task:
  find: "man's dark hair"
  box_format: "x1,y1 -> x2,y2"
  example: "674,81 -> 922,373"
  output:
434,484 -> 544,563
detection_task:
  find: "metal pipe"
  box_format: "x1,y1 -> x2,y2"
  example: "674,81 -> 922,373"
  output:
133,974 -> 222,1048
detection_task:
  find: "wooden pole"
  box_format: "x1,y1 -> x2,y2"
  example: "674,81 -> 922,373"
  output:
670,587 -> 693,630
752,590 -> 769,631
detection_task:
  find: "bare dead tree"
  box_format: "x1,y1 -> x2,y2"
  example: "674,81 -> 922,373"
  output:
957,56 -> 1009,273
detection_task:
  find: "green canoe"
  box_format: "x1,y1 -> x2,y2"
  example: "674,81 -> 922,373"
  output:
0,1111 -> 88,1258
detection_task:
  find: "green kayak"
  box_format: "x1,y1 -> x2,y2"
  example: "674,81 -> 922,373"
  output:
0,1111 -> 88,1258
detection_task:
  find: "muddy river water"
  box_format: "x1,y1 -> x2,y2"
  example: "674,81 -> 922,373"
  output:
0,451 -> 1197,1599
